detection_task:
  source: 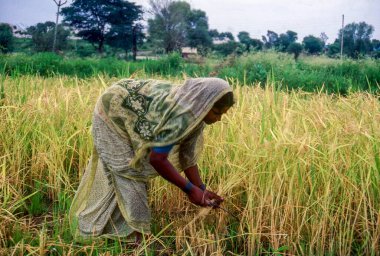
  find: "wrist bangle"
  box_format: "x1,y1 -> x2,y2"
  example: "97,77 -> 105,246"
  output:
199,183 -> 206,191
182,181 -> 193,194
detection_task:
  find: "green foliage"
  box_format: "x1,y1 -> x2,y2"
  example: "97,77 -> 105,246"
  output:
187,9 -> 212,49
216,52 -> 380,94
1,52 -> 379,95
107,23 -> 144,60
339,21 -> 374,58
7,224 -> 26,246
61,0 -> 143,54
0,52 -> 210,78
213,41 -> 244,56
148,1 -> 211,53
12,37 -> 33,54
278,30 -> 298,52
373,39 -> 380,50
303,35 -> 324,54
262,30 -> 279,49
287,42 -> 303,60
237,31 -> 252,52
148,1 -> 191,53
26,22 -> 70,52
328,41 -> 340,57
209,29 -> 234,41
371,39 -> 380,59
237,31 -> 263,52
0,23 -> 14,53
26,181 -> 49,216
104,2 -> 144,58
73,40 -> 96,57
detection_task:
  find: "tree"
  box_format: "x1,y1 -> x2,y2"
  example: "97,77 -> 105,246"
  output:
61,0 -> 143,54
327,40 -> 340,57
320,32 -> 328,47
148,0 -> 211,53
278,30 -> 298,52
339,21 -> 374,58
186,9 -> 212,50
251,39 -> 263,51
208,29 -> 219,39
262,30 -> 279,49
107,23 -> 144,60
26,21 -> 70,52
372,39 -> 380,50
213,41 -> 243,56
287,42 -> 302,60
303,35 -> 324,55
148,0 -> 190,53
52,0 -> 68,52
104,0 -> 144,60
220,32 -> 234,41
237,31 -> 252,52
209,29 -> 234,42
0,23 -> 14,53
371,39 -> 380,58
237,31 -> 262,52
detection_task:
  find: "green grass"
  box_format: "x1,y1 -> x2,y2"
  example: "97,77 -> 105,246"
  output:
1,51 -> 380,95
217,52 -> 380,94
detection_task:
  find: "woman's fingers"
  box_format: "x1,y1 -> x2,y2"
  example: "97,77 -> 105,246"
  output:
187,189 -> 225,207
205,190 -> 224,203
203,192 -> 223,208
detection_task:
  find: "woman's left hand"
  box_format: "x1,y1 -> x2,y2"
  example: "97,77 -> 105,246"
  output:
204,190 -> 224,207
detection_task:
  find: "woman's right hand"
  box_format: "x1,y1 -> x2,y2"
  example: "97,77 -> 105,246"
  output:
187,187 -> 211,207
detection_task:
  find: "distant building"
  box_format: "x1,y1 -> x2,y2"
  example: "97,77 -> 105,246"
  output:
181,47 -> 198,58
212,38 -> 231,45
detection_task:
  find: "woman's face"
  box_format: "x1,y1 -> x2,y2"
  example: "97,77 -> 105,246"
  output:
203,106 -> 230,125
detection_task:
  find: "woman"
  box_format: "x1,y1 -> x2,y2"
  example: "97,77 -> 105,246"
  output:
69,77 -> 234,244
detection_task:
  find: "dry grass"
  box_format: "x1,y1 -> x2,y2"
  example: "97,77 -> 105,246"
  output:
0,74 -> 379,255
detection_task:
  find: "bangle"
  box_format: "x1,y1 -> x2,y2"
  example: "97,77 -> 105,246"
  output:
199,183 -> 206,191
182,181 -> 194,194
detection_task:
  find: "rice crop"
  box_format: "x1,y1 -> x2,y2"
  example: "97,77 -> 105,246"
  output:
0,74 -> 379,255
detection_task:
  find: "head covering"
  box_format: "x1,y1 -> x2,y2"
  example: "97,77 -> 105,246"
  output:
96,77 -> 232,167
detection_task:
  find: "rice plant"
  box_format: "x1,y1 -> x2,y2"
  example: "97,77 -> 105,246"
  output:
0,74 -> 379,255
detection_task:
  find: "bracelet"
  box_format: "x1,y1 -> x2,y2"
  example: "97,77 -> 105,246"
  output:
199,183 -> 206,191
182,181 -> 194,194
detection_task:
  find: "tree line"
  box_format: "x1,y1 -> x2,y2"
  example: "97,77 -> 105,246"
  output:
0,0 -> 379,59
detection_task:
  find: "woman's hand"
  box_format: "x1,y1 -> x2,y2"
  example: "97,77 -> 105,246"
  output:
187,187 -> 211,207
204,190 -> 224,208
187,187 -> 224,207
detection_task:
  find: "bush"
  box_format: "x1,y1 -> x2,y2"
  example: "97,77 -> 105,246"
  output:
0,23 -> 14,53
1,52 -> 379,95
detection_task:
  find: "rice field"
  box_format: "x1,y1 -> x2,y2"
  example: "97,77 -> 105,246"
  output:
0,74 -> 379,255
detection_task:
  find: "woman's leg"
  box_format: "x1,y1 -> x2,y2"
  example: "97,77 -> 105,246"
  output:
92,115 -> 151,239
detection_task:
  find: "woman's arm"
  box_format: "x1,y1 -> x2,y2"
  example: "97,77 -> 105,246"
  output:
149,150 -> 188,190
149,151 -> 209,206
184,165 -> 224,207
184,165 -> 205,190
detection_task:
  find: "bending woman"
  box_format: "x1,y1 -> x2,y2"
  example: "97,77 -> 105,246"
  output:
69,77 -> 234,243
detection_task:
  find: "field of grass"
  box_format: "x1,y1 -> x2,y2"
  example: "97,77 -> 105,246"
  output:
1,52 -> 380,95
0,74 -> 379,255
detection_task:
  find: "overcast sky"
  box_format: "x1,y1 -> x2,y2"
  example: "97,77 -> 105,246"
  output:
1,0 -> 379,43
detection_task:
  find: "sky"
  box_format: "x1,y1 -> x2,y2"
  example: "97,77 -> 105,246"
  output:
1,0 -> 379,43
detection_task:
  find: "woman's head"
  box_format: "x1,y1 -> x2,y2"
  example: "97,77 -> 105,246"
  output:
174,77 -> 233,125
203,91 -> 234,125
